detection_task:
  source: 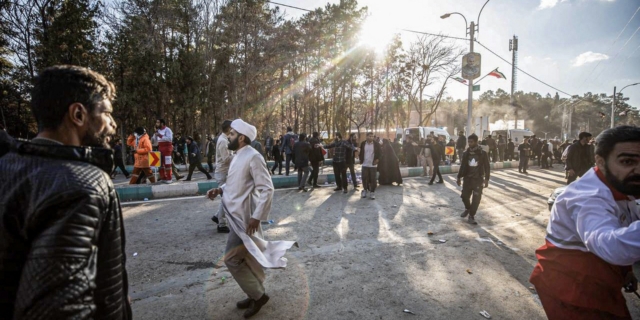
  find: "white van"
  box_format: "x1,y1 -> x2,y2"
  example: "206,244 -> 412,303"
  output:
423,127 -> 451,142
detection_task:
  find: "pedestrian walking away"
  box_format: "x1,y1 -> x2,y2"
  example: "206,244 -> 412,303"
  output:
347,133 -> 359,190
378,139 -> 403,186
457,134 -> 490,225
280,127 -> 297,176
154,118 -> 174,183
127,127 -> 157,184
518,140 -> 531,173
565,132 -> 594,184
185,136 -> 213,181
530,126 -> 640,319
206,119 -> 296,319
205,133 -> 217,173
325,132 -> 355,193
292,133 -> 311,191
0,65 -> 131,319
307,132 -> 324,188
111,138 -> 131,179
212,119 -> 234,233
456,131 -> 467,164
359,132 -> 381,199
428,136 -> 444,185
271,139 -> 284,175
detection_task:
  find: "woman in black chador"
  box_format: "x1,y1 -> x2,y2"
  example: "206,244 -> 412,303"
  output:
378,139 -> 403,185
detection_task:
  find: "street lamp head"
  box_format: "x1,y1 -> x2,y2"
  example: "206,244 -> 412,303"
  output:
440,13 -> 451,19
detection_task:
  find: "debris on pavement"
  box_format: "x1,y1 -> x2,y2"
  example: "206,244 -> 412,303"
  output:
466,269 -> 473,274
133,252 -> 138,257
479,310 -> 491,319
438,239 -> 447,243
515,213 -> 521,216
528,286 -> 536,292
392,205 -> 398,208
403,309 -> 416,315
427,231 -> 434,236
261,219 -> 275,224
221,276 -> 226,284
143,198 -> 149,201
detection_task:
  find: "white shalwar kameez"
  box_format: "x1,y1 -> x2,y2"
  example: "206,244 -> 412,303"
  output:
220,145 -> 296,300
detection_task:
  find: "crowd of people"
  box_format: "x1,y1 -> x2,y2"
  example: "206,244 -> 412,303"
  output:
0,65 -> 637,319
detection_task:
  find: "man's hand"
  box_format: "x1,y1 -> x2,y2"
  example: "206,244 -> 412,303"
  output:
246,218 -> 260,236
207,188 -> 222,200
191,153 -> 196,157
568,169 -> 576,177
624,272 -> 638,293
157,133 -> 163,138
456,179 -> 461,186
374,159 -> 379,166
484,180 -> 489,188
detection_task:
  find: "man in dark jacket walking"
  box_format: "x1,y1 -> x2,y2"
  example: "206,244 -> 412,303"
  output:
486,135 -> 498,163
506,138 -> 515,161
205,133 -> 216,172
111,138 -> 131,179
428,136 -> 444,185
185,136 -> 213,181
280,127 -> 297,176
0,65 -> 131,319
293,133 -> 311,191
457,134 -> 491,225
359,132 -> 381,199
307,132 -> 324,188
566,132 -> 594,184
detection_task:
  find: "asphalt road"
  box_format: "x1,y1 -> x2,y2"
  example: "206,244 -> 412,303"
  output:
122,166 -> 640,320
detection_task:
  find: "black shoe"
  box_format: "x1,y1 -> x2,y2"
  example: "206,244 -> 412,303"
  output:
437,180 -> 444,184
237,297 -> 252,309
428,181 -> 434,185
460,209 -> 470,218
211,216 -> 219,224
207,176 -> 213,180
307,180 -> 312,186
217,225 -> 230,233
243,294 -> 270,318
334,187 -> 343,191
302,188 -> 308,192
313,184 -> 321,188
185,179 -> 192,181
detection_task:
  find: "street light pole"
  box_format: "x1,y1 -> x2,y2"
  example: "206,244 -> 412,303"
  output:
611,82 -> 639,128
467,21 -> 475,136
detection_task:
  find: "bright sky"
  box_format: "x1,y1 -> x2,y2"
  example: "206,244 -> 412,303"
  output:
270,0 -> 640,109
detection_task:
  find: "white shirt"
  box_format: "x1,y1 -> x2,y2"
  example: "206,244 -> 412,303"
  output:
155,126 -> 173,143
546,168 -> 640,266
362,142 -> 376,167
215,133 -> 232,175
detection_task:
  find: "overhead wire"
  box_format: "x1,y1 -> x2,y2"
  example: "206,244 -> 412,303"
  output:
578,6 -> 639,88
266,1 -> 313,12
594,25 -> 640,82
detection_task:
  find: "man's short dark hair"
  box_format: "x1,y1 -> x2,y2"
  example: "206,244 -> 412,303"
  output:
578,132 -> 592,140
313,132 -> 319,138
158,119 -> 166,125
595,126 -> 640,160
222,120 -> 232,131
31,65 -> 115,131
367,132 -> 374,136
186,136 -> 193,142
335,132 -> 342,139
299,133 -> 306,141
287,126 -> 293,132
468,134 -> 478,141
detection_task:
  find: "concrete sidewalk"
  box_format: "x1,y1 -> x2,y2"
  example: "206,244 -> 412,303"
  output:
116,160 -> 529,201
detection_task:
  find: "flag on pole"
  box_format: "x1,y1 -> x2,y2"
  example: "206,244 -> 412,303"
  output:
488,68 -> 507,79
453,77 -> 468,85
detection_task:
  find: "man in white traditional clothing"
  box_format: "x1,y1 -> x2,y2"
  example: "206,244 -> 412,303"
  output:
211,119 -> 233,233
207,119 -> 296,319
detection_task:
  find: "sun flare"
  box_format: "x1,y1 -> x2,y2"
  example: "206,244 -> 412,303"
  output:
358,14 -> 396,54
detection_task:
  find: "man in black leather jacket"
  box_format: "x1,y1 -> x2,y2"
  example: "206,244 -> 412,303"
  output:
0,65 -> 131,320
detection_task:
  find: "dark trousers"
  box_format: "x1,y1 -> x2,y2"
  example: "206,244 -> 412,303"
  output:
348,162 -> 357,187
567,173 -> 577,185
207,153 -> 215,172
430,161 -> 442,183
187,161 -> 212,180
112,158 -> 130,177
362,166 -> 377,192
519,155 -> 529,172
285,153 -> 293,175
505,150 -> 514,161
461,178 -> 484,217
407,154 -> 417,167
490,148 -> 498,162
308,161 -> 320,185
541,154 -> 549,168
333,161 -> 348,190
498,146 -> 505,161
297,166 -> 310,188
271,158 -> 283,174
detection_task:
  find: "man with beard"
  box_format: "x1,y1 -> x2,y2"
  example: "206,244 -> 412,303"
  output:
565,132 -> 594,184
154,118 -> 174,183
0,65 -> 131,319
212,120 -> 233,233
457,134 -> 490,225
530,126 -> 640,319
207,119 -> 296,318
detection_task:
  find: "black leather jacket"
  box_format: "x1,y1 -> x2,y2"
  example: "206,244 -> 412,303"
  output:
0,135 -> 131,320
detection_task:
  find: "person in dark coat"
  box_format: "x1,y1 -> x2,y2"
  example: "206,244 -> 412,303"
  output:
359,132 -> 382,199
506,138 -> 515,161
307,132 -> 324,188
271,139 -> 283,175
379,139 -> 403,185
292,133 -> 311,191
111,138 -> 131,179
566,132 -> 594,184
185,136 -> 212,181
404,135 -> 417,167
429,136 -> 444,185
456,131 -> 467,163
346,133 -> 359,190
457,134 -> 491,225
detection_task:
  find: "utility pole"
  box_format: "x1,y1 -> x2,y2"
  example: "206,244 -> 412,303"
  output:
611,86 -> 616,129
467,21 -> 475,135
509,35 -> 518,129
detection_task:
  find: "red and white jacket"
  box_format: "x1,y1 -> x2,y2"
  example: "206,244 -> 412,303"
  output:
530,167 -> 640,317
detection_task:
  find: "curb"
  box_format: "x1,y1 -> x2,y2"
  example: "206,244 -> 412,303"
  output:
116,160 -> 532,201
